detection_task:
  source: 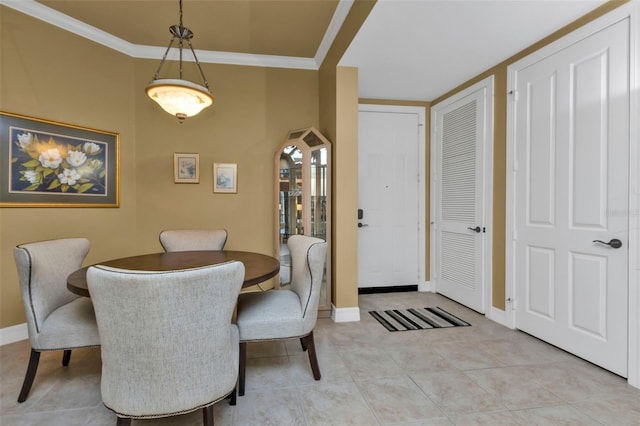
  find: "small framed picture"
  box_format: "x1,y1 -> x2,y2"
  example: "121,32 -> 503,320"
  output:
213,163 -> 237,193
174,153 -> 199,183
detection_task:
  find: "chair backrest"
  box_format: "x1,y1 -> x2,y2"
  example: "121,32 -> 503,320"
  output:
87,261 -> 244,418
14,238 -> 89,345
159,229 -> 228,252
287,235 -> 327,331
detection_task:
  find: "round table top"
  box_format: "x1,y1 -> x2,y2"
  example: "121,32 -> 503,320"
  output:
67,250 -> 280,297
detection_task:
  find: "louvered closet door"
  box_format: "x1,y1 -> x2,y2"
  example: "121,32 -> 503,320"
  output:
435,86 -> 489,313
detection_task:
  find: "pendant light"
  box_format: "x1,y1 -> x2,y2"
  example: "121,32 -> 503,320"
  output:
145,0 -> 213,122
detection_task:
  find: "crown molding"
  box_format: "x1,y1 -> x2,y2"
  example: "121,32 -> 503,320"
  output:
0,0 -> 353,70
315,0 -> 355,67
1,0 -> 138,55
132,44 -> 319,70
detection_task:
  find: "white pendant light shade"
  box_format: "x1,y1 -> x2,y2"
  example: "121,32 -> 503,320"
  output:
146,0 -> 213,122
146,79 -> 213,121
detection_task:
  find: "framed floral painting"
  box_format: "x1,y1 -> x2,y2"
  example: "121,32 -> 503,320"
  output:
0,112 -> 120,207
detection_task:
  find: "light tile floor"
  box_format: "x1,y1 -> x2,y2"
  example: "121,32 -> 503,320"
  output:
1,292 -> 639,425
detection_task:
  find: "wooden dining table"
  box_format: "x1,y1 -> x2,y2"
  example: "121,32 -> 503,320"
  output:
67,250 -> 280,297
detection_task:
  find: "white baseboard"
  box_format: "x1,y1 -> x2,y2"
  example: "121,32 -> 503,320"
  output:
418,281 -> 433,292
331,305 -> 360,322
486,306 -> 513,329
0,323 -> 28,346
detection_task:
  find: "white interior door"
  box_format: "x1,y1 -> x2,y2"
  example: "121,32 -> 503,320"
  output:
512,19 -> 629,376
432,77 -> 493,313
357,105 -> 423,288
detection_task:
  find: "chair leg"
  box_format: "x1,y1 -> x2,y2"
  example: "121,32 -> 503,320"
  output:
18,348 -> 41,403
116,417 -> 132,426
302,331 -> 321,380
203,405 -> 214,426
239,342 -> 247,396
300,337 -> 307,351
229,386 -> 237,406
62,349 -> 72,366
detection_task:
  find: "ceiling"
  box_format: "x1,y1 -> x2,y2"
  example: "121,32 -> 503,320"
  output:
4,0 -> 608,102
37,0 -> 341,58
340,0 -> 608,101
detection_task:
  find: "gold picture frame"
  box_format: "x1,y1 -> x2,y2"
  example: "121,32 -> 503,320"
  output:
1,111 -> 120,207
213,163 -> 237,193
174,153 -> 200,183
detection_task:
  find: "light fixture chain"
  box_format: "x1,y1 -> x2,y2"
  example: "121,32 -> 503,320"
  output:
179,38 -> 184,79
145,0 -> 214,121
178,0 -> 184,79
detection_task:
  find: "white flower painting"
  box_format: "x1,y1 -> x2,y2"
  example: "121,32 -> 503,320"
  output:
10,127 -> 108,195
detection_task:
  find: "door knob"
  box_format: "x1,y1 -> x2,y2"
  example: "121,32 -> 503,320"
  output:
467,226 -> 481,233
358,222 -> 369,228
593,238 -> 623,249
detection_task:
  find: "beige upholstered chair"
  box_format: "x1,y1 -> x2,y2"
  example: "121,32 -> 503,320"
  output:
13,238 -> 100,402
236,235 -> 327,396
159,229 -> 228,252
87,262 -> 244,426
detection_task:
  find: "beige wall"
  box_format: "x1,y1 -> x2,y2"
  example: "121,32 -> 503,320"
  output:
332,66 -> 360,308
0,7 -> 320,328
132,61 -> 319,258
319,0 -> 376,310
0,8 -> 138,328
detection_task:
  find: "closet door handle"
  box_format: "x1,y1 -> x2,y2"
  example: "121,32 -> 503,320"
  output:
467,226 -> 481,233
593,239 -> 622,249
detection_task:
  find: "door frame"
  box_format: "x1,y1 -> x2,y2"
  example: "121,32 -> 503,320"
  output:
430,76 -> 494,315
357,104 -> 427,289
506,2 -> 640,388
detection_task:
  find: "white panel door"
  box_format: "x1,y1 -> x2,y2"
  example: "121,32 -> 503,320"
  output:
433,79 -> 493,313
358,107 -> 420,288
513,19 -> 629,376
